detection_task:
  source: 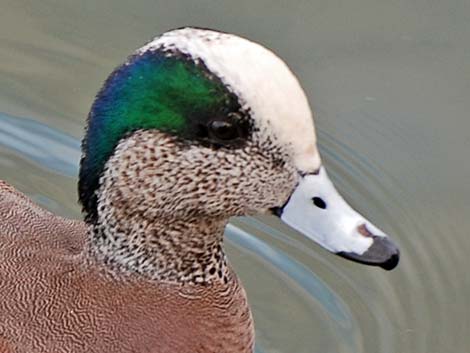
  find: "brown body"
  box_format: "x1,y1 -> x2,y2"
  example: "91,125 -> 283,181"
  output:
0,181 -> 254,353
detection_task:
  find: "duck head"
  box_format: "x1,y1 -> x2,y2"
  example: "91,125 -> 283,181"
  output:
79,27 -> 399,273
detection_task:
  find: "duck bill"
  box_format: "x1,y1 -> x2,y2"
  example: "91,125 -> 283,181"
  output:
274,167 -> 399,270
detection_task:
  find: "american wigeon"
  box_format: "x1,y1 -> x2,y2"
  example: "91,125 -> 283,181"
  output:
0,27 -> 399,353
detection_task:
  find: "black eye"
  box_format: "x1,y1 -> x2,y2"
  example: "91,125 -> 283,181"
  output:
208,119 -> 239,141
312,197 -> 327,209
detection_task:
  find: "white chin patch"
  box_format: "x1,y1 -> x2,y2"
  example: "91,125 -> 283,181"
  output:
279,167 -> 399,270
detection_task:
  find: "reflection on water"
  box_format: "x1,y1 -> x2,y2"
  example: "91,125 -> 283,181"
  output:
1,1 -> 469,352
228,222 -> 357,344
0,113 -> 80,177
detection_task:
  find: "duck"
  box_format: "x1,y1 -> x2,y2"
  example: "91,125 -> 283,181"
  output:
0,27 -> 399,353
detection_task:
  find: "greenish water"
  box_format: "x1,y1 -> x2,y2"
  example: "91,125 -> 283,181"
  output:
1,1 -> 469,352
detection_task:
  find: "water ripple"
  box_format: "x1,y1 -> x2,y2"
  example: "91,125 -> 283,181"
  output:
0,112 -> 80,177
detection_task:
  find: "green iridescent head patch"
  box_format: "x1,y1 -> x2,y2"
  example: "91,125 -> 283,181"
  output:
79,48 -> 242,222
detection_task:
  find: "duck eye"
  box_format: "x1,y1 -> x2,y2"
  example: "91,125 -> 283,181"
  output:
208,119 -> 239,141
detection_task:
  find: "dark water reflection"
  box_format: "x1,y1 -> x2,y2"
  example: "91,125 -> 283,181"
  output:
1,1 -> 469,352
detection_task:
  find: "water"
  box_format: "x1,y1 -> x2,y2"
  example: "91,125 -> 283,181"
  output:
1,1 -> 469,352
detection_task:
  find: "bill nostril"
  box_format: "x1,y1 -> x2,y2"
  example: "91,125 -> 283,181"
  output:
357,223 -> 374,238
312,197 -> 327,209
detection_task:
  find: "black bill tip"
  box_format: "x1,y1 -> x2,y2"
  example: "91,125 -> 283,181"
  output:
338,236 -> 400,271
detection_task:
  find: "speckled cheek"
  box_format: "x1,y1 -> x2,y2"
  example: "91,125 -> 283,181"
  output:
102,130 -> 299,219
225,138 -> 298,214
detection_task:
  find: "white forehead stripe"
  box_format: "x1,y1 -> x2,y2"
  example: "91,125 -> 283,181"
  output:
139,28 -> 321,172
